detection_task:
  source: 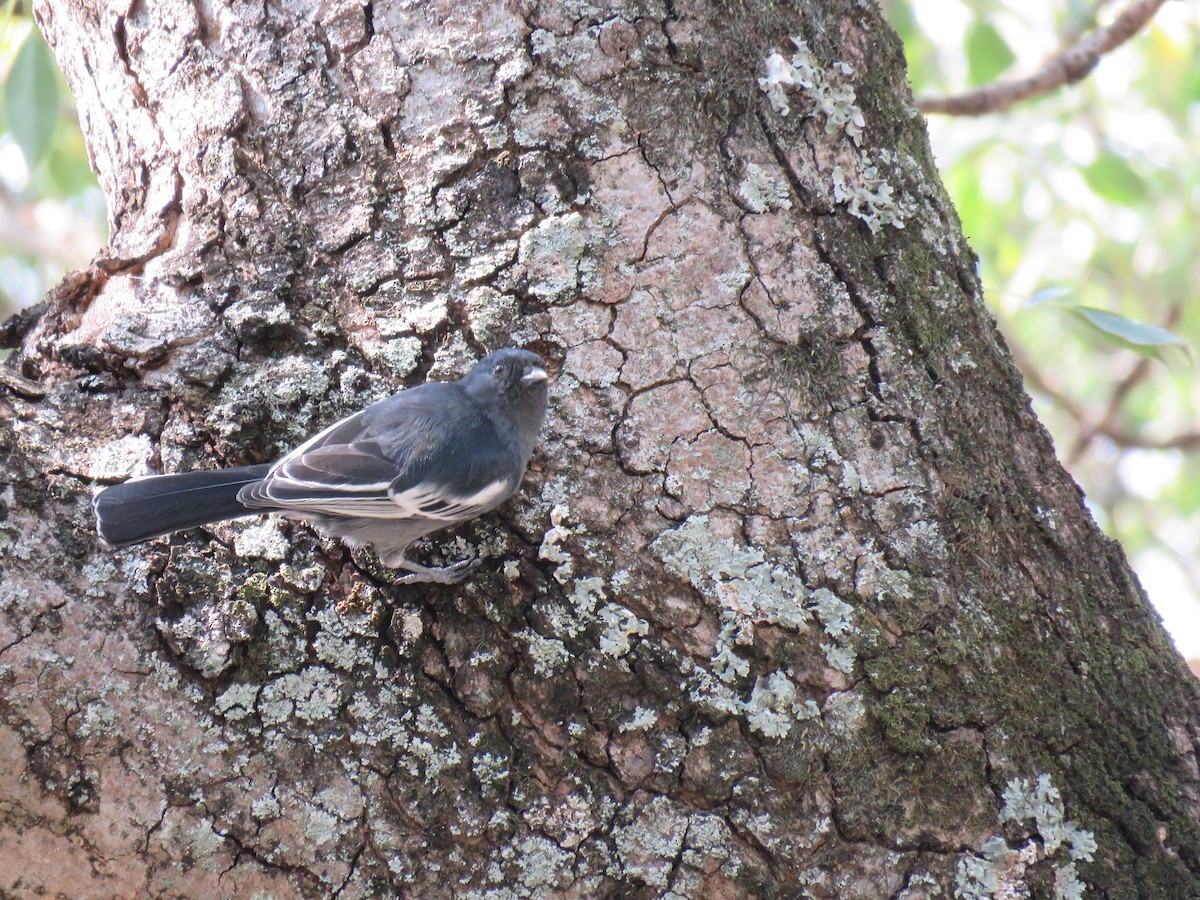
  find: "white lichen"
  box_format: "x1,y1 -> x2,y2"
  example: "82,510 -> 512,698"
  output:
538,504 -> 576,584
472,751 -> 510,788
621,707 -> 659,732
517,629 -> 571,676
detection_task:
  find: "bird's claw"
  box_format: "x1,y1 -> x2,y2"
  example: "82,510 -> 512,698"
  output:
393,557 -> 481,586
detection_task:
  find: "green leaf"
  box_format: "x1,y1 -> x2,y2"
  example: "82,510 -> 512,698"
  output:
1068,306 -> 1191,362
1025,286 -> 1071,308
37,125 -> 99,197
3,29 -> 60,170
965,22 -> 1016,87
1082,151 -> 1148,207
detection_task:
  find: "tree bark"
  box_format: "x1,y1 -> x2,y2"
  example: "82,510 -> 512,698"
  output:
2,0 -> 1198,896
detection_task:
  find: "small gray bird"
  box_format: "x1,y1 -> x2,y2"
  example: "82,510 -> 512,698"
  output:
93,348 -> 551,584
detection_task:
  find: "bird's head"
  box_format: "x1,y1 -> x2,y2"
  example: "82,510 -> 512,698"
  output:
462,348 -> 551,441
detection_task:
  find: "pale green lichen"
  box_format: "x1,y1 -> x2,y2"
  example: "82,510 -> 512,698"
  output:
88,433 -> 153,480
233,518 -> 291,561
377,294 -> 448,336
381,705 -> 463,785
347,684 -> 411,750
821,642 -> 857,675
514,834 -> 574,892
738,163 -> 793,213
302,805 -> 341,846
158,816 -> 226,872
745,670 -> 807,738
811,587 -> 858,673
161,603 -> 240,679
711,618 -> 752,682
74,698 -> 118,739
464,286 -> 520,347
831,162 -> 907,234
373,335 -> 423,377
224,293 -> 290,335
0,583 -> 30,611
258,667 -> 341,726
518,212 -> 585,304
257,608 -> 310,675
597,603 -> 649,657
824,689 -> 867,741
1001,774 -> 1097,863
82,555 -> 118,598
614,796 -> 690,889
956,774 -> 1096,899
758,37 -> 865,144
571,576 -> 607,619
211,354 -> 334,445
311,601 -> 377,671
900,519 -> 948,560
810,588 -> 854,637
651,514 -> 808,631
756,36 -> 918,236
532,506 -> 650,659
675,651 -> 743,717
653,514 -> 859,686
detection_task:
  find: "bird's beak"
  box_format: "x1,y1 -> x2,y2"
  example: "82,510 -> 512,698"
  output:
522,367 -> 550,385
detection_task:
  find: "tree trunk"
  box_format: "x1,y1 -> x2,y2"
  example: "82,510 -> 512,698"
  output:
3,0 -> 1198,896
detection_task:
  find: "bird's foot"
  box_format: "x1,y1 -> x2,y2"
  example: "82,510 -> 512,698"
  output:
393,557 -> 481,586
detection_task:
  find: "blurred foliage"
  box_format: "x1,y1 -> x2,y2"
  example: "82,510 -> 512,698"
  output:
885,0 -> 1200,656
0,6 -> 105,319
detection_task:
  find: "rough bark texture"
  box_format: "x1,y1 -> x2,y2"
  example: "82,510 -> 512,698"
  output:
2,0 -> 1198,896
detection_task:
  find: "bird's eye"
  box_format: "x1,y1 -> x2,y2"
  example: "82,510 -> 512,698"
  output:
492,363 -> 506,378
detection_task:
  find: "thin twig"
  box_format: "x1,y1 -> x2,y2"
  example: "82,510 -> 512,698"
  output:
916,0 -> 1166,116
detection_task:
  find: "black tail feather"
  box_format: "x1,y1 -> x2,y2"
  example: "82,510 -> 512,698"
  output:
93,464 -> 273,546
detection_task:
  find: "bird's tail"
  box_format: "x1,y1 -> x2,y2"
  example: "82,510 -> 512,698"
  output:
93,464 -> 274,546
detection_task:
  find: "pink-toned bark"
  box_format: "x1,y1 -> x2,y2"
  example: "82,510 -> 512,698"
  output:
2,0 -> 1198,896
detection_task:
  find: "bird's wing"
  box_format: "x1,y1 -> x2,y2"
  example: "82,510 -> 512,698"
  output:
239,386 -> 519,521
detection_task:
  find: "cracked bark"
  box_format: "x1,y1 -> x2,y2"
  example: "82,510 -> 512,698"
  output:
2,0 -> 1199,896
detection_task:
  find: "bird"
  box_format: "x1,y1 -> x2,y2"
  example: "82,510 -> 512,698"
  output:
93,348 -> 551,584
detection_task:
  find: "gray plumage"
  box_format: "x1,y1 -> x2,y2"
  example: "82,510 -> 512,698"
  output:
93,348 -> 551,584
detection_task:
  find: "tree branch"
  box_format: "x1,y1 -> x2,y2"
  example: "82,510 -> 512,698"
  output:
916,0 -> 1167,116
